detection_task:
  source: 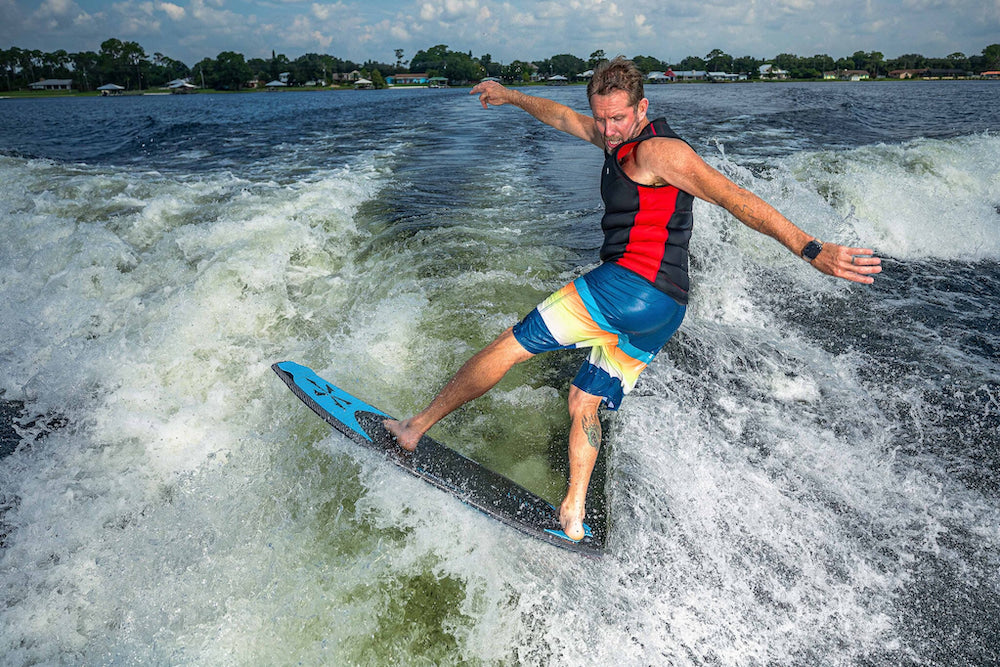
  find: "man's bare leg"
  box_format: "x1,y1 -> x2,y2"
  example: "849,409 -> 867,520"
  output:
384,327 -> 534,450
559,386 -> 604,541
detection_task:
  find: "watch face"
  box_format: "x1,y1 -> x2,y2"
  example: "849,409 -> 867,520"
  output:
803,241 -> 822,260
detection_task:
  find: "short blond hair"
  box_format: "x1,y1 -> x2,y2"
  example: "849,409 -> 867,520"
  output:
587,56 -> 645,107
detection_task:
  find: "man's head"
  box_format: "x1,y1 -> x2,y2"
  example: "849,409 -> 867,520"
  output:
587,56 -> 645,107
587,57 -> 649,152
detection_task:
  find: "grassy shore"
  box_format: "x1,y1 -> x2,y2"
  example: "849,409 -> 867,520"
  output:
6,76 -> 992,100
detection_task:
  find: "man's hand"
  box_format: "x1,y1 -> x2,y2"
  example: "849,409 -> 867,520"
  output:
810,244 -> 882,284
471,80 -> 514,109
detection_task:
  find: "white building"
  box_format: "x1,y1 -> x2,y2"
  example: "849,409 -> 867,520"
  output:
759,64 -> 790,80
30,79 -> 73,91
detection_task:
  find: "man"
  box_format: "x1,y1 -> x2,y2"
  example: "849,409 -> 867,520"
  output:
386,57 -> 881,541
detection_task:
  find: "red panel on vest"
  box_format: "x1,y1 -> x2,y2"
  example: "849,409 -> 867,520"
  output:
617,186 -> 679,282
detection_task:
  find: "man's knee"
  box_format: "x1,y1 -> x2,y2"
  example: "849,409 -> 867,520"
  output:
568,385 -> 603,419
489,327 -> 534,364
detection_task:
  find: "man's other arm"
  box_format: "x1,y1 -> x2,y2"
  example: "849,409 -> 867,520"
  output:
470,81 -> 603,148
639,138 -> 882,284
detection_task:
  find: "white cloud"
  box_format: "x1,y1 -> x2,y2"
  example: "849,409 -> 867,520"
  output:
418,0 -> 486,22
287,14 -> 333,49
159,1 -> 186,20
34,0 -> 75,16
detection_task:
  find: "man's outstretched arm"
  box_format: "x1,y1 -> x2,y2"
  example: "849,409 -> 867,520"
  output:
470,81 -> 603,148
639,137 -> 883,284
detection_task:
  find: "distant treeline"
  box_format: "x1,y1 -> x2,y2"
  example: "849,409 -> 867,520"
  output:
3,40 -> 999,92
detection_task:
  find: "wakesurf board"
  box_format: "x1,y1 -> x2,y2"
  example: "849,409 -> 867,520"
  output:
272,361 -> 604,556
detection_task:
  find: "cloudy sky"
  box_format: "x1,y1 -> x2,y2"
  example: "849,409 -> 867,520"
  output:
3,0 -> 998,67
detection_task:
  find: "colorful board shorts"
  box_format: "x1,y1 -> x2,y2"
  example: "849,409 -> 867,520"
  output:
512,261 -> 686,410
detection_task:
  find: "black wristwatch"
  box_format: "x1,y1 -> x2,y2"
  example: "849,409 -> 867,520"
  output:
801,240 -> 823,262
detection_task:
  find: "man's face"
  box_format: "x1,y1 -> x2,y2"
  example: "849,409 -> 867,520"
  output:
590,90 -> 649,152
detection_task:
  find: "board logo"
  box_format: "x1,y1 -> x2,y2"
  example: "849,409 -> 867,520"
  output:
307,378 -> 353,411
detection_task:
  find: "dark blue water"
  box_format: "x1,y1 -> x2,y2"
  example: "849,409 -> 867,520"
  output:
1,82 -> 998,665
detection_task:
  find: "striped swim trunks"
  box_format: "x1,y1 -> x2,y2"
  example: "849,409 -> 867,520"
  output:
512,261 -> 685,410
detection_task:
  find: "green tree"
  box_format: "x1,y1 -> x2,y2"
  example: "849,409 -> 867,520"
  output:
247,57 -> 270,84
43,49 -> 71,78
705,48 -> 733,72
588,50 -> 607,68
678,55 -> 706,70
443,50 -> 482,82
501,60 -> 532,83
99,38 -> 130,86
868,51 -> 884,77
807,54 -> 836,74
478,53 -> 502,78
548,53 -> 586,77
410,44 -> 450,73
983,44 -> 1000,70
122,41 -> 148,89
0,48 -> 19,90
410,46 -> 480,82
71,50 -> 101,90
211,51 -> 251,89
945,52 -> 969,71
632,54 -> 667,73
191,57 -> 214,88
270,52 -> 291,81
887,53 -> 927,70
733,55 -> 762,77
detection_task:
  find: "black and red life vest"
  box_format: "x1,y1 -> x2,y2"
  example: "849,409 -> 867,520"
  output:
600,118 -> 694,305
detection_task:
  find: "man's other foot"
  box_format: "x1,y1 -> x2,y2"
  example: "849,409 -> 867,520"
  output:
558,496 -> 587,542
383,418 -> 422,451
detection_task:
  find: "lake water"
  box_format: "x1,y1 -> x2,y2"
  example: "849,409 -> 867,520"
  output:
1,81 -> 998,665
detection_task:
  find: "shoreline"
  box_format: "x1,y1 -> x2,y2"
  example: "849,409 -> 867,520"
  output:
2,76 -> 994,100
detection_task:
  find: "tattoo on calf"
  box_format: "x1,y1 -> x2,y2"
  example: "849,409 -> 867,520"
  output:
582,413 -> 601,451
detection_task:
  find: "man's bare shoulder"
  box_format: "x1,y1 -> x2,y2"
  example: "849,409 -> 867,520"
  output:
630,136 -> 701,185
634,135 -> 694,158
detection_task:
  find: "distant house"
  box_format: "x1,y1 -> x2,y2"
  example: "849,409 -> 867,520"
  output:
354,78 -> 374,89
577,69 -> 594,81
97,83 -> 125,96
923,69 -> 968,79
708,71 -> 742,82
888,69 -> 928,79
758,64 -> 789,80
647,70 -> 676,83
330,71 -> 361,84
264,80 -> 287,90
169,81 -> 197,94
673,70 -> 707,81
823,69 -> 870,81
389,73 -> 429,85
30,79 -> 73,91
546,75 -> 568,85
982,71 -> 1000,79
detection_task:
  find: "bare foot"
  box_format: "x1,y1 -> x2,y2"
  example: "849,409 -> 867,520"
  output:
383,418 -> 422,452
558,495 -> 586,541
